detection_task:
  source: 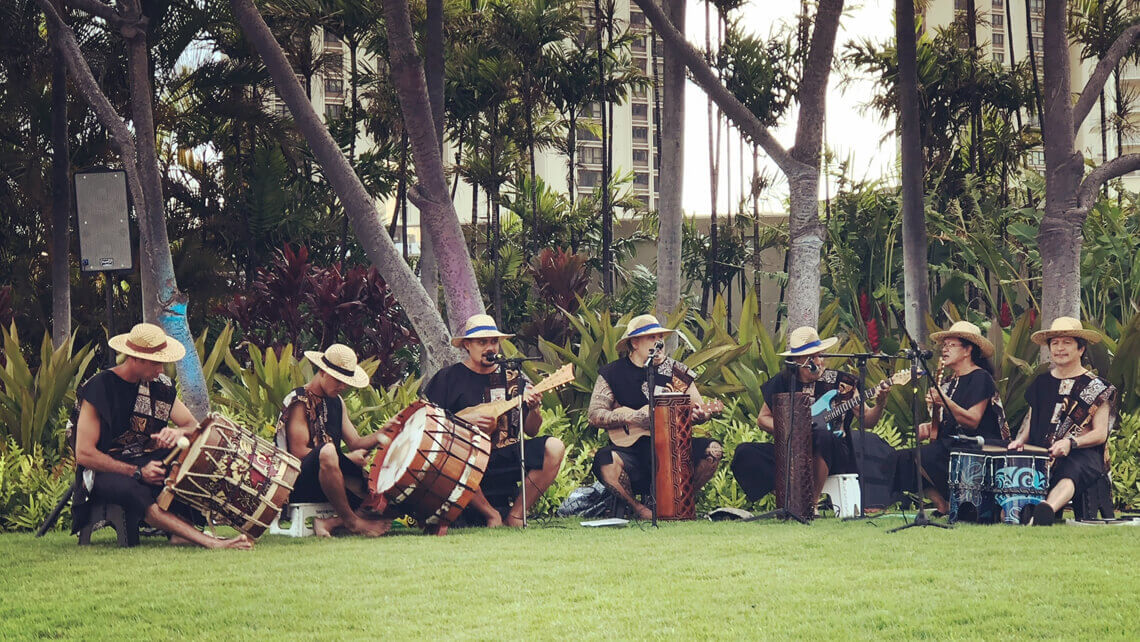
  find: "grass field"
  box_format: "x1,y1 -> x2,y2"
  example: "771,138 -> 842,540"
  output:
3,515 -> 1139,640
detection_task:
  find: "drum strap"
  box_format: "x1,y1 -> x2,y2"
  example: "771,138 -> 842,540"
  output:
1047,374 -> 1116,446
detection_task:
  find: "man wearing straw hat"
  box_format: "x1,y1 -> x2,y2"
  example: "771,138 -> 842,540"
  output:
732,326 -> 894,508
421,314 -> 565,527
587,314 -> 722,520
277,344 -> 392,537
70,323 -> 252,549
1008,317 -> 1116,526
897,320 -> 1007,516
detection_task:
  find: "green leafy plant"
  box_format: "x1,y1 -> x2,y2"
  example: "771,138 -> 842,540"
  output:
0,324 -> 96,454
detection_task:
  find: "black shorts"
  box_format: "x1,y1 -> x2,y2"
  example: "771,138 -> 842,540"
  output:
289,444 -> 364,507
731,429 -> 854,502
593,436 -> 720,495
87,455 -> 199,526
893,438 -> 953,499
1051,447 -> 1106,495
479,436 -> 552,501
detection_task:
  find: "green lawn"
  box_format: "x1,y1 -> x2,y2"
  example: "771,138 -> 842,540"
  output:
2,516 -> 1139,640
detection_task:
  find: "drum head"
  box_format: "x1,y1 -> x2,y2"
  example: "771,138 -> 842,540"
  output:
373,405 -> 429,493
174,423 -> 215,484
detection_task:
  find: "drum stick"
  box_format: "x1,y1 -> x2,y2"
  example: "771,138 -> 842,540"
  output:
162,436 -> 191,467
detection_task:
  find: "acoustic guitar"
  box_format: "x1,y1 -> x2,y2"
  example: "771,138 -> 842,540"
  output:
457,364 -> 575,431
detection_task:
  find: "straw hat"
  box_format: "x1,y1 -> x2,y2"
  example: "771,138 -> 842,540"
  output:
616,314 -> 676,352
778,326 -> 839,357
304,344 -> 370,388
450,314 -> 515,347
930,320 -> 995,358
108,323 -> 186,363
1031,316 -> 1102,346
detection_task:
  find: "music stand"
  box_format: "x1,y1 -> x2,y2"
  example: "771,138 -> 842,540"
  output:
889,324 -> 952,533
744,360 -> 811,524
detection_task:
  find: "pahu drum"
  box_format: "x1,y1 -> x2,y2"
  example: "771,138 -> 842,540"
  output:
772,392 -> 816,520
991,453 -> 1050,524
158,414 -> 301,538
366,401 -> 491,529
652,392 -> 694,520
947,449 -> 996,523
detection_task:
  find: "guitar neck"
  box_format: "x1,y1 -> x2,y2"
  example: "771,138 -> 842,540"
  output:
823,381 -> 885,421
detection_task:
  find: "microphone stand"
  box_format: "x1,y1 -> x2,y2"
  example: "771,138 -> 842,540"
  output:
643,342 -> 662,528
815,351 -> 898,520
888,325 -> 952,533
494,354 -> 540,528
744,359 -> 811,524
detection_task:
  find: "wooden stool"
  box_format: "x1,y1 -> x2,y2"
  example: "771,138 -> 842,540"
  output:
77,502 -> 141,547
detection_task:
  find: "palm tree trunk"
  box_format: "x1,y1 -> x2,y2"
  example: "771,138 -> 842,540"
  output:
897,0 -> 931,342
49,2 -> 71,348
595,0 -> 612,297
422,0 -> 444,307
655,0 -> 685,321
567,112 -> 578,207
1025,0 -> 1045,138
230,0 -> 459,371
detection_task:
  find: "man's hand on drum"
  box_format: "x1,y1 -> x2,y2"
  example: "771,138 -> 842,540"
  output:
1048,438 -> 1072,459
525,389 -> 542,410
1007,438 -> 1025,452
140,460 -> 166,485
346,449 -> 368,466
151,426 -> 183,449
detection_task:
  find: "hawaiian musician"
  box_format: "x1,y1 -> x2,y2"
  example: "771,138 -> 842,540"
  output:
901,320 -> 1008,515
1008,317 -> 1115,526
733,326 -> 894,507
420,314 -> 566,527
70,323 -> 251,549
277,344 -> 391,537
587,314 -> 722,520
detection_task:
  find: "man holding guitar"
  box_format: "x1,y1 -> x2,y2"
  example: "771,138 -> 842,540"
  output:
732,327 -> 898,508
587,314 -> 723,520
421,314 -> 566,527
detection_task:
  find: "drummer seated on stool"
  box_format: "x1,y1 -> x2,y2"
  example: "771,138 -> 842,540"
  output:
732,327 -> 893,509
277,344 -> 392,537
587,314 -> 722,520
70,323 -> 252,549
421,314 -> 564,527
1008,318 -> 1116,526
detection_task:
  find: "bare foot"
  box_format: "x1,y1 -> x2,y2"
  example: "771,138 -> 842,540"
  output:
633,505 -> 652,520
346,516 -> 391,537
484,512 -> 503,528
313,516 -> 343,538
505,511 -> 525,527
169,534 -> 194,546
210,534 -> 254,550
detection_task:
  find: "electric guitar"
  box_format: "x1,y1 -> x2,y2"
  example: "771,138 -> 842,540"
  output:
808,370 -> 917,435
457,364 -> 575,430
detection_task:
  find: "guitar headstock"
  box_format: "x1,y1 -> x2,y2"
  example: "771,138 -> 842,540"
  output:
532,363 -> 575,395
888,368 -> 924,387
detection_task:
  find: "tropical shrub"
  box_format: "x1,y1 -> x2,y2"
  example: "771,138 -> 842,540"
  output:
0,440 -> 73,532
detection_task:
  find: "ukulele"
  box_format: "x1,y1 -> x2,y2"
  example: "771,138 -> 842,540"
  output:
607,397 -> 724,447
808,369 -> 916,435
457,364 -> 575,431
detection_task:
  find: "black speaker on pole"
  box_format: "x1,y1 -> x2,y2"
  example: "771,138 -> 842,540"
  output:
74,168 -> 133,366
75,169 -> 132,272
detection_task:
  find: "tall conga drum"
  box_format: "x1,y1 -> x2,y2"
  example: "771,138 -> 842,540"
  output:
772,392 -> 815,520
652,392 -> 695,520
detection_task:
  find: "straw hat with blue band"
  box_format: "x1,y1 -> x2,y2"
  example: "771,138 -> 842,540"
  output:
930,320 -> 995,358
450,314 -> 515,347
304,344 -> 370,388
778,326 -> 839,357
616,314 -> 676,352
108,323 -> 187,363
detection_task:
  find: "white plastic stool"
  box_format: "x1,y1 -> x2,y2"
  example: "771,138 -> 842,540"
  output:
821,473 -> 861,518
269,503 -> 336,537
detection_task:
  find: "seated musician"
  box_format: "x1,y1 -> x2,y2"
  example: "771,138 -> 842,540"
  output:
277,344 -> 391,537
587,314 -> 722,520
732,327 -> 893,507
70,323 -> 251,549
1008,318 -> 1115,526
902,320 -> 1008,515
420,314 -> 565,527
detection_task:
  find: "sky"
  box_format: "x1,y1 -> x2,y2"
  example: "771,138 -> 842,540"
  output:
680,0 -> 899,214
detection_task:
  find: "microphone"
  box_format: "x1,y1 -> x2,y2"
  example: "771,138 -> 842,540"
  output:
646,339 -> 665,360
950,434 -> 985,448
487,352 -> 506,363
784,359 -> 818,372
